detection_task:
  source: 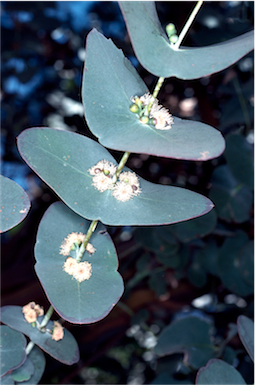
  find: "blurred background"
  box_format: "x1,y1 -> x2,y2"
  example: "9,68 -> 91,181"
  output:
1,2 -> 254,384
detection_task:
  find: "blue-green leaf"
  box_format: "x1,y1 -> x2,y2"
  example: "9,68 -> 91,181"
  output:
0,325 -> 26,377
0,176 -> 30,233
11,357 -> 34,382
82,29 -> 225,160
35,202 -> 124,324
196,358 -> 247,384
17,127 -> 214,226
237,315 -> 254,362
21,346 -> 46,385
0,306 -> 79,365
154,316 -> 216,369
119,2 -> 254,79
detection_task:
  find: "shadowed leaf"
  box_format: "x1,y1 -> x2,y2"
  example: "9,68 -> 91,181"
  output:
237,315 -> 254,362
196,358 -> 246,384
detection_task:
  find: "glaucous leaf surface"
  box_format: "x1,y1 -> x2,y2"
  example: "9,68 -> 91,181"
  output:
11,357 -> 34,382
35,202 -> 124,324
154,316 -> 216,369
17,127 -> 214,226
196,358 -> 247,384
217,231 -> 253,297
82,29 -> 225,161
119,2 -> 254,79
0,306 -> 79,365
0,325 -> 27,377
21,346 -> 46,385
224,134 -> 254,190
1,373 -> 14,385
0,175 -> 30,233
209,165 -> 253,223
237,315 -> 254,362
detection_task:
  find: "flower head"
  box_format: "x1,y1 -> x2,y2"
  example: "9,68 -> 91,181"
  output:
22,301 -> 44,323
130,93 -> 173,130
52,321 -> 64,341
63,257 -> 78,275
60,232 -> 96,256
91,173 -> 113,192
72,261 -> 92,282
88,160 -> 117,177
112,171 -> 141,202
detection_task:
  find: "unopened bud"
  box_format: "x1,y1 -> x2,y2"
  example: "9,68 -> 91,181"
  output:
166,23 -> 177,38
140,116 -> 149,124
129,103 -> 139,113
103,169 -> 110,176
170,34 -> 178,44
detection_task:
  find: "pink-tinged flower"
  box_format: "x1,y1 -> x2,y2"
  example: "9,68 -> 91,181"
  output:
52,321 -> 64,341
112,171 -> 141,202
63,257 -> 78,275
86,243 -> 96,255
24,309 -> 37,323
72,261 -> 92,282
119,171 -> 140,187
22,301 -> 44,323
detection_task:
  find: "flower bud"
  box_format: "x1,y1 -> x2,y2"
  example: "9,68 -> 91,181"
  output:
170,35 -> 178,44
129,103 -> 139,113
103,169 -> 110,176
139,115 -> 149,124
166,23 -> 177,38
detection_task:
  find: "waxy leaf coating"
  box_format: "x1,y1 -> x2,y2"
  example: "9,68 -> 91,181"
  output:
35,202 -> 124,324
83,29 -> 225,160
0,175 -> 30,233
196,358 -> 247,384
119,1 -> 254,79
17,127 -> 214,226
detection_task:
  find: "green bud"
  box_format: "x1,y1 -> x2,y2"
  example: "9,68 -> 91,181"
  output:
103,169 -> 110,176
129,103 -> 139,113
123,178 -> 129,183
170,34 -> 178,44
31,322 -> 37,328
166,23 -> 176,38
139,115 -> 149,124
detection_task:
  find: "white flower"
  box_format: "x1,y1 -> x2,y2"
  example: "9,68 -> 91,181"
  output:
60,232 -> 96,256
88,160 -> 117,177
72,261 -> 92,282
92,173 -> 113,192
63,257 -> 78,275
112,171 -> 141,202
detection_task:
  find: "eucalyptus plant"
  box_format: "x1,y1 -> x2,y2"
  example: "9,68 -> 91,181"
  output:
0,2 -> 253,384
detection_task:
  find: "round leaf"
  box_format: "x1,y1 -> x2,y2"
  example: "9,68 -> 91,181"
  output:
0,325 -> 26,377
0,306 -> 79,365
17,127 -> 214,226
209,165 -> 253,223
0,175 -> 30,233
11,357 -> 34,382
21,346 -> 46,385
237,315 -> 254,362
217,231 -> 253,297
1,373 -> 14,385
196,358 -> 247,384
154,316 -> 216,369
119,2 -> 254,79
35,201 -> 124,324
224,134 -> 254,190
82,29 -> 225,160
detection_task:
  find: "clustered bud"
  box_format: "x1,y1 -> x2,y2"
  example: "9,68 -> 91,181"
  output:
60,232 -> 96,257
129,93 -> 173,130
88,161 -> 141,202
22,302 -> 44,324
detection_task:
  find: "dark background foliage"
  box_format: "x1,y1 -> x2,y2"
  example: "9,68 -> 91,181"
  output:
1,2 -> 254,384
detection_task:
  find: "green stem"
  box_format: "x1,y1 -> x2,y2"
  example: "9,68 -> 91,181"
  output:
25,341 -> 35,355
145,1 -> 203,117
112,151 -> 131,184
76,219 -> 98,263
174,1 -> 203,49
39,305 -> 54,329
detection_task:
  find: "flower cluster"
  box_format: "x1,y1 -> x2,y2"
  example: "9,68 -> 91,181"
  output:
60,232 -> 96,257
130,92 -> 173,130
51,321 -> 64,341
88,161 -> 141,202
63,257 -> 92,283
22,301 -> 44,323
